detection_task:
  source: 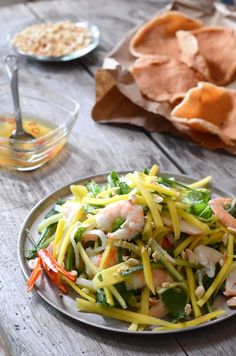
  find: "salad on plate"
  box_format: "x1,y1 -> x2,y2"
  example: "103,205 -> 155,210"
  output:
25,165 -> 236,332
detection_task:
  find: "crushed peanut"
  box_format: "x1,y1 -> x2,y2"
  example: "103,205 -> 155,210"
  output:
11,20 -> 92,57
126,258 -> 140,266
184,303 -> 192,316
152,250 -> 160,262
185,248 -> 198,265
195,285 -> 205,299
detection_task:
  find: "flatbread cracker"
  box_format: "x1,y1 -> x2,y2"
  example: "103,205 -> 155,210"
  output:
129,11 -> 203,58
171,82 -> 236,147
177,27 -> 236,85
131,55 -> 199,103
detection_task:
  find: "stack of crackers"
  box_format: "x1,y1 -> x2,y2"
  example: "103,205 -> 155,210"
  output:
130,11 -> 236,153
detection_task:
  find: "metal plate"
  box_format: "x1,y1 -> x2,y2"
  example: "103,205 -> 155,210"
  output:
18,172 -> 236,334
10,20 -> 100,62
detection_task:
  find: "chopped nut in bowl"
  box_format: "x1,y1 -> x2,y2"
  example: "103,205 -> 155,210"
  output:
10,20 -> 100,62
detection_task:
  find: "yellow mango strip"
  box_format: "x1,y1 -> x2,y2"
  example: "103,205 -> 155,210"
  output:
143,180 -> 179,198
72,206 -> 85,224
63,277 -> 96,303
142,212 -> 153,242
135,195 -> 147,205
138,241 -> 155,294
138,286 -> 150,331
129,285 -> 150,331
188,176 -> 212,189
100,240 -> 113,269
109,285 -> 127,309
77,242 -> 98,276
96,187 -> 119,198
189,235 -> 204,250
82,194 -> 146,206
37,213 -> 63,233
149,164 -> 159,176
82,195 -> 129,205
202,232 -> 223,246
104,287 -> 114,306
70,184 -> 88,199
131,172 -> 163,229
57,225 -> 74,265
177,265 -> 182,273
154,310 -> 225,331
128,323 -> 139,331
185,267 -> 202,318
76,299 -> 173,327
177,209 -> 211,234
53,218 -> 65,259
173,236 -> 194,257
92,262 -> 128,288
112,240 -> 141,257
56,204 -> 84,264
151,240 -> 184,282
207,227 -> 223,235
77,243 -> 126,308
174,257 -> 197,268
153,227 -> 170,243
82,216 -> 96,229
166,198 -> 180,240
197,234 -> 234,307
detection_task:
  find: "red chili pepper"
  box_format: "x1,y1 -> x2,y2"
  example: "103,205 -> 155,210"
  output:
162,236 -> 172,250
27,249 -> 76,293
43,266 -> 68,294
27,258 -> 43,292
38,249 -> 76,282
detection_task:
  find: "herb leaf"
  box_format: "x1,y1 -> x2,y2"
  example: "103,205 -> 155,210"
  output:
162,288 -> 187,321
74,227 -> 85,243
182,190 -> 212,220
112,218 -> 125,232
108,171 -> 131,195
86,181 -> 101,197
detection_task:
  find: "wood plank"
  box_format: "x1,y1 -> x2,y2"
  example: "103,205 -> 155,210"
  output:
0,2 -> 184,356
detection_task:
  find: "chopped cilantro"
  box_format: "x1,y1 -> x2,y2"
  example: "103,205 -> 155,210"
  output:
74,227 -> 85,243
107,171 -> 131,195
112,218 -> 125,232
162,288 -> 187,321
86,180 -> 101,197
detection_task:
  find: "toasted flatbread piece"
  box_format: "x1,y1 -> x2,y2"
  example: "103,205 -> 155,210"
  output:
129,11 -> 203,58
177,27 -> 236,85
132,55 -> 199,103
171,82 -> 236,146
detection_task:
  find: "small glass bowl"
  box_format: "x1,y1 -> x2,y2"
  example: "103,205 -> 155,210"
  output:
0,83 -> 80,171
9,20 -> 100,62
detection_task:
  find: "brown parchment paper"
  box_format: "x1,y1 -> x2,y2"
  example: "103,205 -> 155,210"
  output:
92,0 -> 236,153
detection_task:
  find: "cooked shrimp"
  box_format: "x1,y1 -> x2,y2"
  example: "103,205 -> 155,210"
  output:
125,268 -> 173,291
95,200 -> 144,241
194,245 -> 223,278
224,268 -> 236,297
149,298 -> 169,318
209,197 -> 236,229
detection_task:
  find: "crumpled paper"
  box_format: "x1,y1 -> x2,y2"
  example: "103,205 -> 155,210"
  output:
92,0 -> 236,153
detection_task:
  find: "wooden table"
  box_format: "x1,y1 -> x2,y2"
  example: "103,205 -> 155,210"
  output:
0,1 -> 235,355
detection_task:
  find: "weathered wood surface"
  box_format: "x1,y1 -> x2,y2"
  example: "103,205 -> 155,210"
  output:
0,1 -> 235,356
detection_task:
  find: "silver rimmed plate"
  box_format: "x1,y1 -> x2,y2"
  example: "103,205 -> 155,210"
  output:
9,20 -> 100,62
18,172 -> 236,334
